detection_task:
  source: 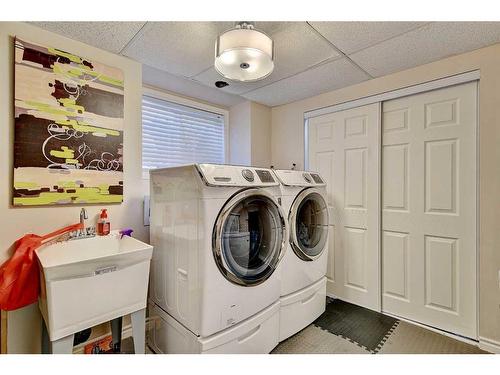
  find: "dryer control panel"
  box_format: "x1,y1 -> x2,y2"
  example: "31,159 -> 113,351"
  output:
197,164 -> 279,187
272,169 -> 326,187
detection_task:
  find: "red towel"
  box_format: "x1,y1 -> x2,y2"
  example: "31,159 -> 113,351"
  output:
0,223 -> 83,311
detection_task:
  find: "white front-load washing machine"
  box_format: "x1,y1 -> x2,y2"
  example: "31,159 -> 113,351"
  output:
273,169 -> 329,342
148,164 -> 287,353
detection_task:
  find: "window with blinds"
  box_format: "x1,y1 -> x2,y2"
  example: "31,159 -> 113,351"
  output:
142,95 -> 226,171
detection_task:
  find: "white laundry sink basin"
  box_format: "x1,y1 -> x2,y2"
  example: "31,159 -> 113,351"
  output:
36,232 -> 153,341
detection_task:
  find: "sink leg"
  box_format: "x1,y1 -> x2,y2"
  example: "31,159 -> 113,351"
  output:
51,334 -> 74,354
41,319 -> 50,354
131,308 -> 146,354
111,317 -> 123,353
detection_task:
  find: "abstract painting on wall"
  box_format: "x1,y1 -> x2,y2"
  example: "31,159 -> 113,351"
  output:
13,38 -> 124,206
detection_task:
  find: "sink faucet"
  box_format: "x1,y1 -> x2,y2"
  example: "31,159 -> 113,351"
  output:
67,208 -> 95,240
80,208 -> 88,228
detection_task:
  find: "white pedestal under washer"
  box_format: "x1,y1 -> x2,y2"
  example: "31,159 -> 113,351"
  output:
273,169 -> 329,342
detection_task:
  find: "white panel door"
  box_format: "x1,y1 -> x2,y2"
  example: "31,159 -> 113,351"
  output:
308,103 -> 381,311
381,82 -> 477,338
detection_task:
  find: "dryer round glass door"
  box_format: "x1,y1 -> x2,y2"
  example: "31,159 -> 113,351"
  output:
290,189 -> 329,261
213,190 -> 286,286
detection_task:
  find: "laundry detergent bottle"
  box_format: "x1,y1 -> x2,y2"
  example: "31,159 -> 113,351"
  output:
97,209 -> 110,236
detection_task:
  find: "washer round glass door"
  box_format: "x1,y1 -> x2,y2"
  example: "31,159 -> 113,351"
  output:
290,189 -> 329,261
213,189 -> 286,286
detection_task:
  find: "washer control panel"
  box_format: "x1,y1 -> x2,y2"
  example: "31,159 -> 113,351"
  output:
272,169 -> 326,187
197,164 -> 279,187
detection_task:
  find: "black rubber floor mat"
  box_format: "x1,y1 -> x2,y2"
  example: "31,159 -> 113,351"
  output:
314,299 -> 399,353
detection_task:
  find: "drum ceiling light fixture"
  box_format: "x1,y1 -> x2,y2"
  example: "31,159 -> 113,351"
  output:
215,22 -> 274,82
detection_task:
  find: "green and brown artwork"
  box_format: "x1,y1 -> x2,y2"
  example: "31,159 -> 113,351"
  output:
13,38 -> 124,206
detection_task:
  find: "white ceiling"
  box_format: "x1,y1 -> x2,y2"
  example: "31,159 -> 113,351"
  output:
32,21 -> 500,108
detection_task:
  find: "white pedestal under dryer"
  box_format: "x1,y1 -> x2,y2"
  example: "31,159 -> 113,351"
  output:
273,169 -> 329,342
148,164 -> 287,353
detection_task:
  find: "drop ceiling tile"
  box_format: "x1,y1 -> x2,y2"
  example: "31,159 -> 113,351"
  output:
192,67 -> 270,95
143,65 -> 244,108
269,22 -> 340,80
122,22 -> 233,77
242,58 -> 370,107
200,22 -> 293,37
252,21 -> 295,35
309,21 -> 428,55
31,22 -> 146,54
192,22 -> 340,94
350,22 -> 500,77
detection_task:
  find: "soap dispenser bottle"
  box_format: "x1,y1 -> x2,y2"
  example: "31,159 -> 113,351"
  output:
97,209 -> 110,236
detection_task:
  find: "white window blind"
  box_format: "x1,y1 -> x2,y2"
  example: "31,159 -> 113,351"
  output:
142,95 -> 225,170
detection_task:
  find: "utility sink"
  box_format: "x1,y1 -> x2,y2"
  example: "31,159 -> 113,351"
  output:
36,232 -> 153,344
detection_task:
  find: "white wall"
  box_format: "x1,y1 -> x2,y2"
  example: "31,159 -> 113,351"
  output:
0,22 -> 145,353
250,102 -> 272,168
270,42 -> 500,348
229,101 -> 251,165
229,100 -> 272,167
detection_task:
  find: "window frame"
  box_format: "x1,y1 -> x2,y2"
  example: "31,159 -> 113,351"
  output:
141,85 -> 229,178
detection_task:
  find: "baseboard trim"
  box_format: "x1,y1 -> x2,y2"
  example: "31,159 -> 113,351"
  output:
326,292 -> 339,300
326,292 -> 380,313
479,337 -> 500,354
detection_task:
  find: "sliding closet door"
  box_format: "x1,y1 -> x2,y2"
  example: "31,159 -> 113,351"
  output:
308,103 -> 381,311
381,82 -> 477,338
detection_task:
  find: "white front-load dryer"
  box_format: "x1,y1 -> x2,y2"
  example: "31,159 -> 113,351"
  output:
273,169 -> 329,342
148,164 -> 287,353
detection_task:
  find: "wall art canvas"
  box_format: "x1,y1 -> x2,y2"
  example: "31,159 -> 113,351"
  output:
13,38 -> 124,206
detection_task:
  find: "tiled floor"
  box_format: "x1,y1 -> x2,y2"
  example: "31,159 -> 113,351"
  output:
123,298 -> 488,354
272,321 -> 487,354
273,299 -> 487,354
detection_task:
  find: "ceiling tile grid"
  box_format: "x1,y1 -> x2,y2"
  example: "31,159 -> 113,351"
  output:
308,21 -> 429,55
242,58 -> 370,107
31,21 -> 500,107
267,22 -> 341,80
121,22 -> 233,77
142,65 -> 244,107
192,22 -> 341,94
